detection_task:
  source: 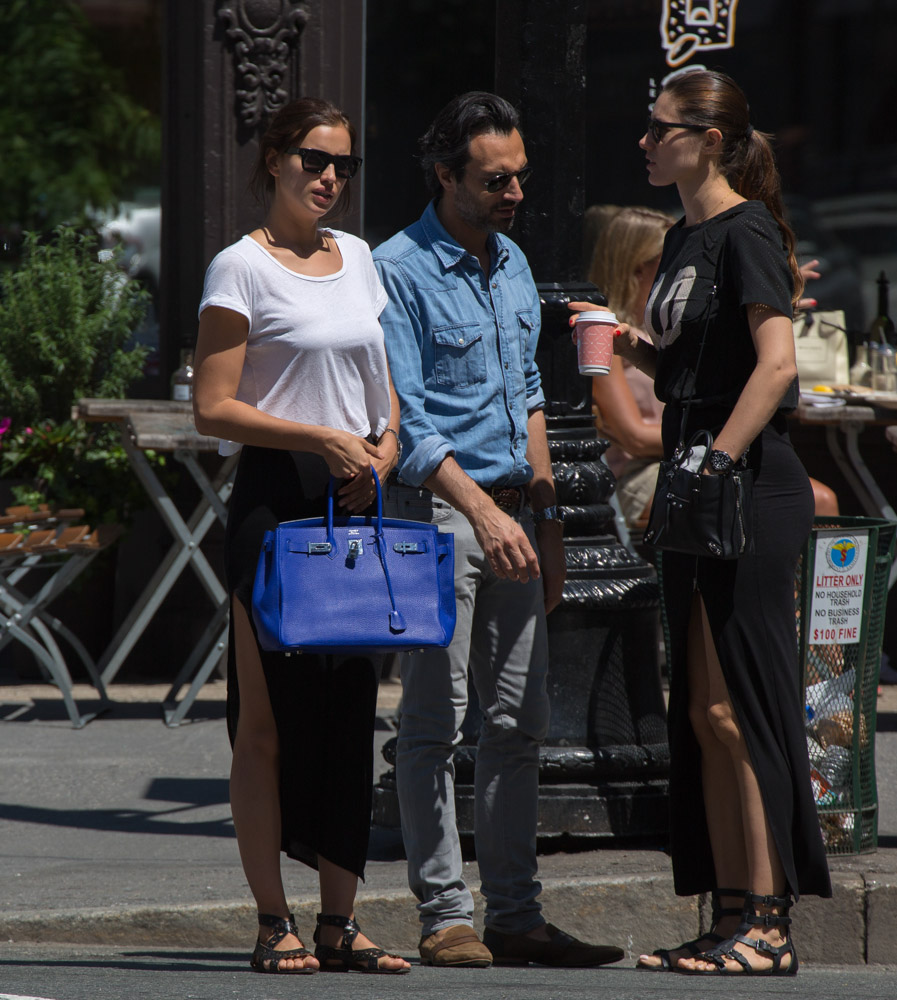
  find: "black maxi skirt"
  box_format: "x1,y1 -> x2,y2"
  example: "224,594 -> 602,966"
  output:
224,445 -> 379,879
660,408 -> 832,900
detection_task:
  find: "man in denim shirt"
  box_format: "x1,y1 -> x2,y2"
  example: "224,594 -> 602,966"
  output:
374,92 -> 623,970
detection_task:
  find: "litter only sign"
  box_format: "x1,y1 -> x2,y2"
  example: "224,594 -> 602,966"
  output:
809,530 -> 868,645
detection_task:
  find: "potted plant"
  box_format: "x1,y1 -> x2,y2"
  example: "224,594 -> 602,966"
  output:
0,227 -> 153,522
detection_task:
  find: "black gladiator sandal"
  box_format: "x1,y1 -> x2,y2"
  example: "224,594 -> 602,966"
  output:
250,912 -> 317,974
682,891 -> 798,976
637,887 -> 746,971
313,913 -> 410,974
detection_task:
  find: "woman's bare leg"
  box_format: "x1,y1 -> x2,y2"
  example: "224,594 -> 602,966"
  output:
686,594 -> 750,891
230,598 -> 318,972
314,857 -> 410,971
638,593 -> 745,968
810,477 -> 839,518
678,596 -> 791,973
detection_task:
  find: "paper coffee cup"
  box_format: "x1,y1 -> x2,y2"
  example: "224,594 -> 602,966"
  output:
574,310 -> 618,375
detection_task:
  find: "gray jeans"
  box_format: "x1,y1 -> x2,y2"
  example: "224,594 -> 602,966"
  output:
384,483 -> 550,936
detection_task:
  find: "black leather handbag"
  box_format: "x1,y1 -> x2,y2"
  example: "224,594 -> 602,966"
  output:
643,429 -> 753,559
643,257 -> 754,560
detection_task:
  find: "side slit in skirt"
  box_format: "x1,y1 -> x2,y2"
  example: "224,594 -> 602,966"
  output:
224,445 -> 379,879
660,411 -> 832,900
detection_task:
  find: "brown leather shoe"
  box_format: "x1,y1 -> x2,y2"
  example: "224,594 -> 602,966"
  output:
483,923 -> 624,967
419,924 -> 493,967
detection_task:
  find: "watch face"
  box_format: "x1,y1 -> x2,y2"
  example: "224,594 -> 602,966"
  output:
710,450 -> 733,472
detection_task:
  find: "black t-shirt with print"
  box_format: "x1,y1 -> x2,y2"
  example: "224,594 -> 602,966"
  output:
645,200 -> 797,413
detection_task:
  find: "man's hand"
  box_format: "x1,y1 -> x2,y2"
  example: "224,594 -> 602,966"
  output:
470,503 -> 541,583
536,521 -> 566,613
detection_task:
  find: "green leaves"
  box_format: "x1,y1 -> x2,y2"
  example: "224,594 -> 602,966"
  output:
0,228 -> 153,522
0,0 -> 161,231
0,419 -> 166,525
0,228 -> 150,428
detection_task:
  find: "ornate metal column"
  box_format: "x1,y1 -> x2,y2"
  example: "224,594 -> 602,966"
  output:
494,0 -> 668,838
493,1 -> 668,838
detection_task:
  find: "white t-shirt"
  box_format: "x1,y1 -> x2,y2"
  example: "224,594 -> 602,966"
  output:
198,230 -> 391,456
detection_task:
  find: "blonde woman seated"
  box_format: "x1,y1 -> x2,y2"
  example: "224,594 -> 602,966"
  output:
587,206 -> 838,530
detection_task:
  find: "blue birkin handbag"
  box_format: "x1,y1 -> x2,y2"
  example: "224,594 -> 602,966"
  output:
251,469 -> 456,653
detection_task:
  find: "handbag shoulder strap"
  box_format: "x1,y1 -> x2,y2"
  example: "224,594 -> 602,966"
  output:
677,245 -> 724,446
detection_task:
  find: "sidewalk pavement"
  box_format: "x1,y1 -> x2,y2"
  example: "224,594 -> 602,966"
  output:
2,677 -> 896,965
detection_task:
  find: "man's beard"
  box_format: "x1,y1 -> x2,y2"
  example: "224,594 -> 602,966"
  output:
453,181 -> 514,234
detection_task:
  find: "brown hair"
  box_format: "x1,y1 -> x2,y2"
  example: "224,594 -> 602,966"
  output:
248,97 -> 357,219
661,70 -> 802,303
588,206 -> 676,326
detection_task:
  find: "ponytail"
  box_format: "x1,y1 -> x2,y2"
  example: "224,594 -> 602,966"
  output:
729,130 -> 803,304
661,71 -> 803,305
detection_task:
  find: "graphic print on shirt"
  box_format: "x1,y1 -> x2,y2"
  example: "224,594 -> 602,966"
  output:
646,264 -> 697,349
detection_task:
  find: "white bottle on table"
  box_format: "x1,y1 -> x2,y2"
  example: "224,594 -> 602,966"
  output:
171,350 -> 194,401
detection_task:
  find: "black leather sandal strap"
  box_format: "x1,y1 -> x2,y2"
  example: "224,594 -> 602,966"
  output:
257,912 -> 300,947
315,912 -> 360,951
743,911 -> 792,929
718,946 -> 752,974
349,946 -> 386,971
746,891 -> 793,909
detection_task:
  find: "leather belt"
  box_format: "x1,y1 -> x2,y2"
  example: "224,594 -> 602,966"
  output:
386,474 -> 525,515
481,484 -> 525,514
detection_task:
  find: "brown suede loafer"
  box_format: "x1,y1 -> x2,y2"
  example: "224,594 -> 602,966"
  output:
419,924 -> 493,967
483,923 -> 624,967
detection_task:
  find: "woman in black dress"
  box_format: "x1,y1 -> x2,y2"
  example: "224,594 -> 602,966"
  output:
194,98 -> 408,974
609,70 -> 831,975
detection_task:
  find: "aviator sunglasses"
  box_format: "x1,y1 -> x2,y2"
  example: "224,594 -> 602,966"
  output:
286,146 -> 363,179
483,165 -> 533,193
645,116 -> 708,143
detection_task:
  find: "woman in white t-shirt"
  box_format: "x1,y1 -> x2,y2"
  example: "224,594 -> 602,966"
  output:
194,98 -> 408,976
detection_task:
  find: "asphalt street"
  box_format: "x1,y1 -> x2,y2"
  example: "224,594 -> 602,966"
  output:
2,677 -> 897,999
1,947 -> 897,1000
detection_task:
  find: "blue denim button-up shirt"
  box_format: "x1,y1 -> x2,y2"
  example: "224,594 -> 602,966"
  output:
373,201 -> 545,488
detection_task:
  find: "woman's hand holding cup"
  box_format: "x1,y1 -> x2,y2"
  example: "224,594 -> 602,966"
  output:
566,302 -> 622,376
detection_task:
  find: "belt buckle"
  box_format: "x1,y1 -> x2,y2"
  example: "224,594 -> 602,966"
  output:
490,485 -> 523,515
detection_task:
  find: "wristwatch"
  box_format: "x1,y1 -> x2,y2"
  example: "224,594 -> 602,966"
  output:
532,505 -> 563,523
708,449 -> 735,474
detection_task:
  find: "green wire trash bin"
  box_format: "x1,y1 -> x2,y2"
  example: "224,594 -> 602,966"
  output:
797,516 -> 897,854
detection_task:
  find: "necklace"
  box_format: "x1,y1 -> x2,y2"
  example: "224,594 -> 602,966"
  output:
262,226 -> 326,258
691,191 -> 739,226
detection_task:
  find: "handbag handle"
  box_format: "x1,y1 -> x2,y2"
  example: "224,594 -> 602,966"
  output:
325,465 -> 384,545
325,468 -> 407,633
676,429 -> 714,475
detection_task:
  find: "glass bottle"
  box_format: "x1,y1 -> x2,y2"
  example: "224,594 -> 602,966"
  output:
869,271 -> 896,347
170,349 -> 194,401
849,341 -> 872,388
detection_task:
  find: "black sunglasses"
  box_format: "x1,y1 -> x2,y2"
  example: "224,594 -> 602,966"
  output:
285,146 -> 362,179
645,116 -> 708,143
483,165 -> 533,193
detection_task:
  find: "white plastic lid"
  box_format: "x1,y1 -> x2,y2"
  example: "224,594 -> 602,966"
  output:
574,310 -> 617,324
